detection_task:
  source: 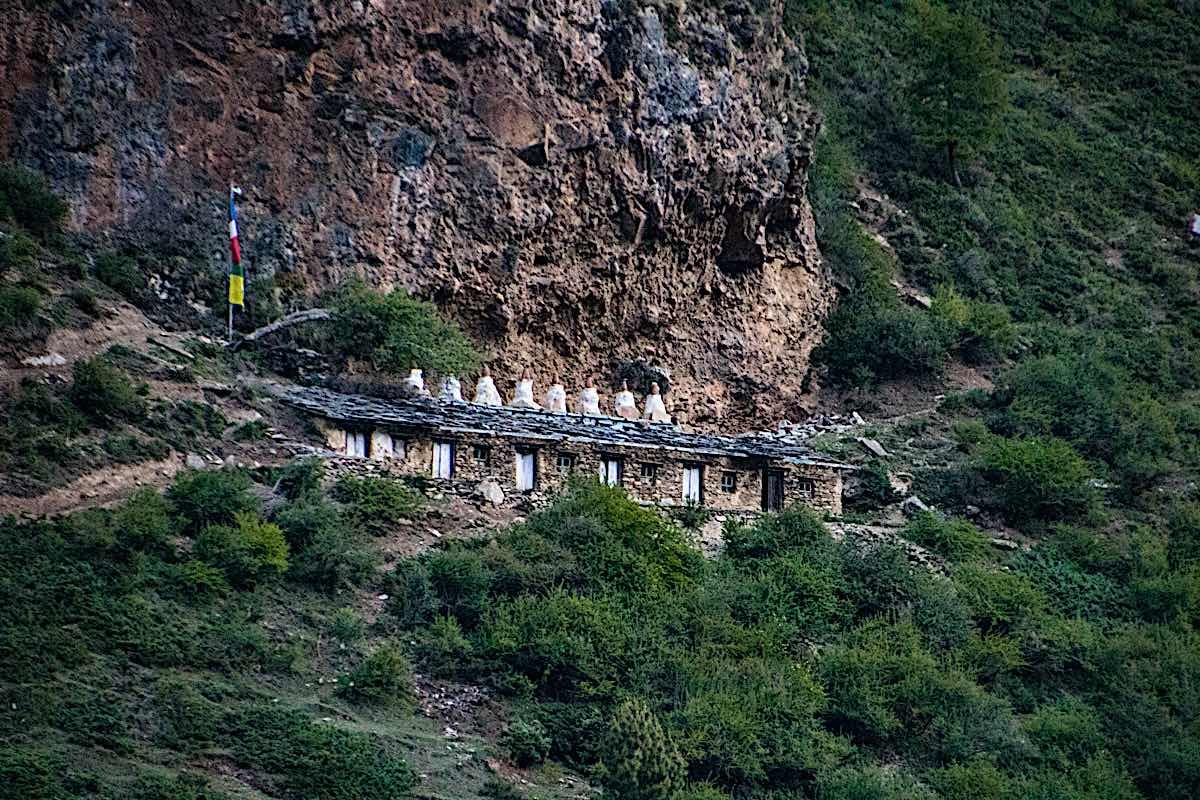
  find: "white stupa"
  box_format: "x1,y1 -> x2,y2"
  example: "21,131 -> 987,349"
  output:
403,367 -> 428,395
613,380 -> 639,420
472,366 -> 503,406
438,375 -> 463,402
545,380 -> 568,413
579,384 -> 601,415
642,381 -> 670,422
510,369 -> 540,410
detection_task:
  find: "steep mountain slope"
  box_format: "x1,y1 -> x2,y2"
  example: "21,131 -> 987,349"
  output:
1,0 -> 832,426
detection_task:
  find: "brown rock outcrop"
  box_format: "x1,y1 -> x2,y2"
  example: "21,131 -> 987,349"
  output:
0,0 -> 833,428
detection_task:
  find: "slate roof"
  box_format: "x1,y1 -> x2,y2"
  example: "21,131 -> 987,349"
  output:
283,386 -> 853,470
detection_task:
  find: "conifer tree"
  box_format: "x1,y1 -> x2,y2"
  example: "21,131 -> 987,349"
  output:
907,0 -> 1007,186
599,698 -> 685,800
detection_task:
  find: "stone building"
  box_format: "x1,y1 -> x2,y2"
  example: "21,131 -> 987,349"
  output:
285,386 -> 852,515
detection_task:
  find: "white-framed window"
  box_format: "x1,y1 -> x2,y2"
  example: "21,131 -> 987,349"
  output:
344,430 -> 367,458
472,444 -> 491,465
796,477 -> 816,499
682,464 -> 703,505
516,449 -> 538,491
556,452 -> 576,473
639,462 -> 659,483
721,471 -> 737,493
599,456 -> 623,486
432,440 -> 455,479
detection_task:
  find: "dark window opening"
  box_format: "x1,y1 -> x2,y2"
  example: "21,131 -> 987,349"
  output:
473,445 -> 491,465
640,462 -> 659,482
556,452 -> 577,473
721,471 -> 737,493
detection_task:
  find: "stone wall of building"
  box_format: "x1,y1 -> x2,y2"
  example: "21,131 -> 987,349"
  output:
315,418 -> 845,516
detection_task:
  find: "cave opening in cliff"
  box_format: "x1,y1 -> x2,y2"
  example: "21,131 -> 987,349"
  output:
716,207 -> 765,277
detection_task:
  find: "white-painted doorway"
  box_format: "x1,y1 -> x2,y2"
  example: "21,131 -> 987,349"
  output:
516,450 -> 537,491
682,464 -> 703,505
345,430 -> 367,458
599,456 -> 623,486
432,441 -> 454,479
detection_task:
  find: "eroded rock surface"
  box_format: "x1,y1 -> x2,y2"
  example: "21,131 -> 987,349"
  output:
1,0 -> 833,428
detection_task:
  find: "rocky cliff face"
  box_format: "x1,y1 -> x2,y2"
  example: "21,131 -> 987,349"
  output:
1,0 -> 832,428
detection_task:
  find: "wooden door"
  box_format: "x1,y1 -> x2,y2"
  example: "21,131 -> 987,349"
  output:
763,469 -> 784,511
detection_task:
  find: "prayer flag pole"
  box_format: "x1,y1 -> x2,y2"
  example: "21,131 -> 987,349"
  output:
227,185 -> 245,341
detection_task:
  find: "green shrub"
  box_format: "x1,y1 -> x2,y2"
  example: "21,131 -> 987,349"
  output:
901,512 -> 988,561
974,435 -> 1097,522
722,505 -> 832,562
671,502 -> 712,531
1011,546 -> 1127,620
291,519 -> 378,592
816,298 -> 955,386
414,613 -> 472,675
94,250 -> 145,301
112,488 -> 174,553
1025,696 -> 1106,769
338,645 -> 415,707
194,512 -> 288,588
333,476 -> 422,536
953,563 -> 1047,635
426,547 -> 493,626
927,759 -> 1008,800
0,164 -> 68,239
275,499 -> 340,550
0,227 -> 38,274
154,677 -> 220,749
273,457 -> 325,500
331,608 -> 365,642
0,284 -> 42,331
502,716 -> 551,766
167,469 -> 259,534
67,285 -> 100,316
384,560 -> 437,627
850,460 -> 896,508
327,280 -> 479,376
0,748 -> 72,800
170,559 -> 230,599
69,357 -> 144,423
228,705 -> 416,799
598,698 -> 685,800
817,765 -> 936,800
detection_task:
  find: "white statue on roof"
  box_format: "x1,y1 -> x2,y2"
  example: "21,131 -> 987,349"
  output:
579,381 -> 601,415
643,381 -> 670,422
614,380 -> 639,420
510,368 -> 540,409
545,378 -> 568,413
438,375 -> 463,402
472,366 -> 502,406
404,367 -> 428,395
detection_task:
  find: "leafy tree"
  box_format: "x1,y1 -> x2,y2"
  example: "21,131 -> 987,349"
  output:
599,698 -> 685,800
327,280 -> 479,377
906,1 -> 1007,185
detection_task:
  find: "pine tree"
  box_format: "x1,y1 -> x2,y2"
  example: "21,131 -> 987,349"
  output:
907,0 -> 1007,186
599,698 -> 685,800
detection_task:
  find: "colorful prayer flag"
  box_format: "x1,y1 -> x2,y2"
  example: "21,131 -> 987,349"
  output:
228,187 -> 244,306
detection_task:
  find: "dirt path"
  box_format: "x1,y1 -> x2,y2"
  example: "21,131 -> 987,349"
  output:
0,454 -> 184,517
